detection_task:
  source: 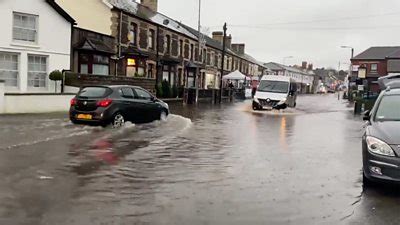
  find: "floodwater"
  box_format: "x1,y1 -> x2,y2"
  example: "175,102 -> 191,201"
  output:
0,94 -> 398,225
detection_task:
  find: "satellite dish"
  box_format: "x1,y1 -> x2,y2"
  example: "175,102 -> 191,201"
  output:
163,19 -> 169,25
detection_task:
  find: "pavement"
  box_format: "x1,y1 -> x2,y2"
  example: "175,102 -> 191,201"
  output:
0,94 -> 398,225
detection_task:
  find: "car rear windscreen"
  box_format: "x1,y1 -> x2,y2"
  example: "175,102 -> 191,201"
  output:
78,87 -> 111,98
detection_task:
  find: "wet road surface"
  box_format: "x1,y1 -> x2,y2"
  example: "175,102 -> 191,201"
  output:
0,94 -> 398,225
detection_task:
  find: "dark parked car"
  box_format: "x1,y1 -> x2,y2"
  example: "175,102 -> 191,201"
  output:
362,75 -> 400,185
69,85 -> 169,127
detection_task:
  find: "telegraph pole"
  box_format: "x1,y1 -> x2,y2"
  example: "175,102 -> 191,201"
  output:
195,0 -> 201,104
219,23 -> 227,104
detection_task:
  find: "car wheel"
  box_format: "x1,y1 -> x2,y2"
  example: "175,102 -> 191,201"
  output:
112,113 -> 125,128
160,110 -> 168,121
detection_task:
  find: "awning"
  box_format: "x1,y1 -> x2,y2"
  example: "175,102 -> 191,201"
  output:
222,70 -> 246,80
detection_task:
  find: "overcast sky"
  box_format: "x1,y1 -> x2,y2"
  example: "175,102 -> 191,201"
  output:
158,0 -> 400,69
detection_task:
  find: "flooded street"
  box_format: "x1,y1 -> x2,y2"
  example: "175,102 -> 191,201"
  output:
0,94 -> 398,225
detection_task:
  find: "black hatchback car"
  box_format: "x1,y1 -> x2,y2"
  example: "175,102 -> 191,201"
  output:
363,75 -> 400,185
70,85 -> 169,127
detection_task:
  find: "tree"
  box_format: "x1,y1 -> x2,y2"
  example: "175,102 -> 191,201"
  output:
49,70 -> 63,93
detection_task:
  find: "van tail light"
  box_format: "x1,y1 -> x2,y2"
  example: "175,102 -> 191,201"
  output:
97,99 -> 113,108
70,98 -> 77,106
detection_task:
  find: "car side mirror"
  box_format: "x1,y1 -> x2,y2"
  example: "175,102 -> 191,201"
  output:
150,96 -> 157,102
363,110 -> 371,121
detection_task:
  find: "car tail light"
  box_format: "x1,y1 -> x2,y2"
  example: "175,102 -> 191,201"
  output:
97,99 -> 113,108
70,98 -> 77,106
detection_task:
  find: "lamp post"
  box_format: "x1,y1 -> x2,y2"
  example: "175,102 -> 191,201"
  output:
341,46 -> 355,99
194,0 -> 202,104
341,46 -> 354,81
282,56 -> 294,65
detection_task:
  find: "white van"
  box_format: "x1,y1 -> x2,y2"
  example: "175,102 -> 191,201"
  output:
252,75 -> 297,110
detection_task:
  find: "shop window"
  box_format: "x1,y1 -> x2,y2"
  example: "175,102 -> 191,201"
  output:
79,54 -> 109,75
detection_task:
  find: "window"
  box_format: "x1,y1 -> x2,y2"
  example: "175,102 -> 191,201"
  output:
79,54 -> 109,75
28,55 -> 47,88
120,88 -> 135,98
126,58 -> 145,77
179,40 -> 183,56
147,64 -> 154,79
134,88 -> 152,100
79,87 -> 110,98
371,63 -> 378,72
129,23 -> 138,45
166,35 -> 171,54
190,44 -> 194,60
13,12 -> 38,43
148,29 -> 155,50
0,52 -> 19,87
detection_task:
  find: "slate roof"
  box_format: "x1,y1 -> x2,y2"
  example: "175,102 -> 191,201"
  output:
353,46 -> 400,60
108,0 -> 197,39
108,0 -> 265,68
264,62 -> 312,75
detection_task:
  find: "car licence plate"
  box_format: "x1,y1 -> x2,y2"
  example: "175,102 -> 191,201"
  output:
76,114 -> 92,120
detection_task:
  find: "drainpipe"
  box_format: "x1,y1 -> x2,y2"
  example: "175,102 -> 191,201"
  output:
156,25 -> 160,85
115,11 -> 123,77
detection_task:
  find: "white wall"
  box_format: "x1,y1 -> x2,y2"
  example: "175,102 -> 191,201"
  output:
4,94 -> 75,114
0,0 -> 72,93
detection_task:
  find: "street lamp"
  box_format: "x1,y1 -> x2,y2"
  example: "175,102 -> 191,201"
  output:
341,46 -> 355,96
282,56 -> 294,65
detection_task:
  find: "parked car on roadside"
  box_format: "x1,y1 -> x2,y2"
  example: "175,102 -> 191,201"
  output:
69,85 -> 169,127
362,75 -> 400,185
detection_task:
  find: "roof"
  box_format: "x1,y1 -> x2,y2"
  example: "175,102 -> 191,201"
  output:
108,0 -> 265,68
108,0 -> 197,39
264,62 -> 314,76
46,0 -> 76,24
353,46 -> 400,60
74,37 -> 114,54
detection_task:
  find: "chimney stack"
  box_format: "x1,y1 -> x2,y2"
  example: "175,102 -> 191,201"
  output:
225,34 -> 232,49
141,0 -> 158,12
302,61 -> 307,69
212,31 -> 224,44
307,63 -> 313,71
231,43 -> 245,55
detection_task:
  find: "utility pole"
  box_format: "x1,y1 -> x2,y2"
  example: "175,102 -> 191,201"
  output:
219,23 -> 227,104
194,0 -> 201,104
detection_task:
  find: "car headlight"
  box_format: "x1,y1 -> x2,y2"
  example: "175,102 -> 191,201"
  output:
366,136 -> 395,157
279,98 -> 287,104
